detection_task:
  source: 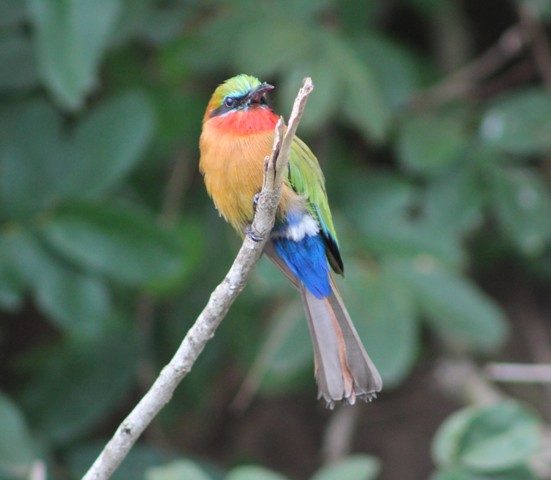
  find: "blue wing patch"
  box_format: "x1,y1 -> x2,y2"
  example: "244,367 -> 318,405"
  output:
272,233 -> 331,299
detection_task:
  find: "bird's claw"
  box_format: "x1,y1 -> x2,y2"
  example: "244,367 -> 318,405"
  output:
246,226 -> 263,243
252,192 -> 260,213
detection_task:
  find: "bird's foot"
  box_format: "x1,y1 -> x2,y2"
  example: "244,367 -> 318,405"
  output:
252,192 -> 260,213
245,226 -> 263,243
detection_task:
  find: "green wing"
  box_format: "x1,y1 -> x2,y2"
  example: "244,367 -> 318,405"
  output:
286,136 -> 344,274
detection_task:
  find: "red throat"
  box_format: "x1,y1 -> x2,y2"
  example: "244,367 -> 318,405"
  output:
206,107 -> 279,135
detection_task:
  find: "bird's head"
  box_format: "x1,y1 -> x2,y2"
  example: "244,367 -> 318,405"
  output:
204,74 -> 275,122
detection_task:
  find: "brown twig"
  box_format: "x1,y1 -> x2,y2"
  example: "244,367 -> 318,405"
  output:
514,287 -> 551,418
159,151 -> 191,227
409,25 -> 526,108
432,0 -> 472,74
475,57 -> 537,100
485,362 -> 551,383
434,358 -> 501,406
322,406 -> 361,464
82,78 -> 314,480
518,3 -> 551,88
517,3 -> 551,180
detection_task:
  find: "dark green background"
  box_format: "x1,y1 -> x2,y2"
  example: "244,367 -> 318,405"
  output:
0,1 -> 550,479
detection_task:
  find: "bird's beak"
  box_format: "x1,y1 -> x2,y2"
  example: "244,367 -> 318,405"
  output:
248,82 -> 275,104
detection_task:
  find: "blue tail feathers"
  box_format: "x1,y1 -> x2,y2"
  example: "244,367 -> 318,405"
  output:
272,233 -> 331,299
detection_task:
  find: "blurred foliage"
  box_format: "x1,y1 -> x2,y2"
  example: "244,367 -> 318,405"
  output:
0,0 -> 550,479
432,401 -> 541,479
143,455 -> 380,480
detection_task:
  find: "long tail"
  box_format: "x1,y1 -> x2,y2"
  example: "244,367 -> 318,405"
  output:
300,277 -> 382,407
264,243 -> 382,407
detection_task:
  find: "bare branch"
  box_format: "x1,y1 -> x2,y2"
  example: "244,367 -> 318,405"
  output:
512,286 -> 551,416
518,2 -> 551,88
434,358 -> 502,406
409,25 -> 526,108
322,406 -> 360,464
82,77 -> 314,480
485,362 -> 551,384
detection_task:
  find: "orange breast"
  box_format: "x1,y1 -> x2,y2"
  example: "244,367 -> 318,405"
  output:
199,109 -> 295,232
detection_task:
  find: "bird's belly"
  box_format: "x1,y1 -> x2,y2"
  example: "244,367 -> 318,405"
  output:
200,130 -> 293,231
208,160 -> 262,230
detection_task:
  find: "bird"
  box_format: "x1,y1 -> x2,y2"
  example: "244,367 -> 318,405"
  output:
199,74 -> 382,406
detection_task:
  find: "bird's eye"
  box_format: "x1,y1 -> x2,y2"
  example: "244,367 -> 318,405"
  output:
260,96 -> 267,105
224,97 -> 236,108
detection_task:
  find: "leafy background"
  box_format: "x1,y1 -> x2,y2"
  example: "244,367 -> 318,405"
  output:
1,0 -> 551,479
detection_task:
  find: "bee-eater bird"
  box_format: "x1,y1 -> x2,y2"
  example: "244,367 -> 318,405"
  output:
199,74 -> 382,406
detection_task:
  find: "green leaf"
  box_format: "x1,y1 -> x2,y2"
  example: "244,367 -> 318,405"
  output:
361,223 -> 464,267
358,34 -> 422,109
514,0 -> 551,20
280,60 -> 341,132
401,0 -> 443,14
432,470 -> 470,480
459,402 -> 540,472
490,166 -> 551,256
234,19 -> 315,78
0,394 -> 36,474
344,172 -> 413,221
424,167 -> 485,234
33,264 -> 112,338
226,465 -> 291,480
151,88 -> 203,156
0,235 -> 25,311
41,203 -> 186,286
432,402 -> 541,473
0,100 -> 64,218
3,230 -> 112,337
67,91 -> 155,197
0,93 -> 155,215
0,0 -> 27,27
479,88 -> 551,155
340,0 -> 380,32
28,0 -> 123,110
0,32 -> 39,90
177,13 -> 244,74
335,36 -> 391,143
387,259 -> 508,352
311,455 -> 380,480
347,174 -> 464,267
111,1 -> 189,46
433,466 -> 536,480
397,113 -> 468,175
20,330 -> 138,445
340,263 -> 418,387
151,218 -> 205,295
146,460 -> 213,480
433,407 -> 480,468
